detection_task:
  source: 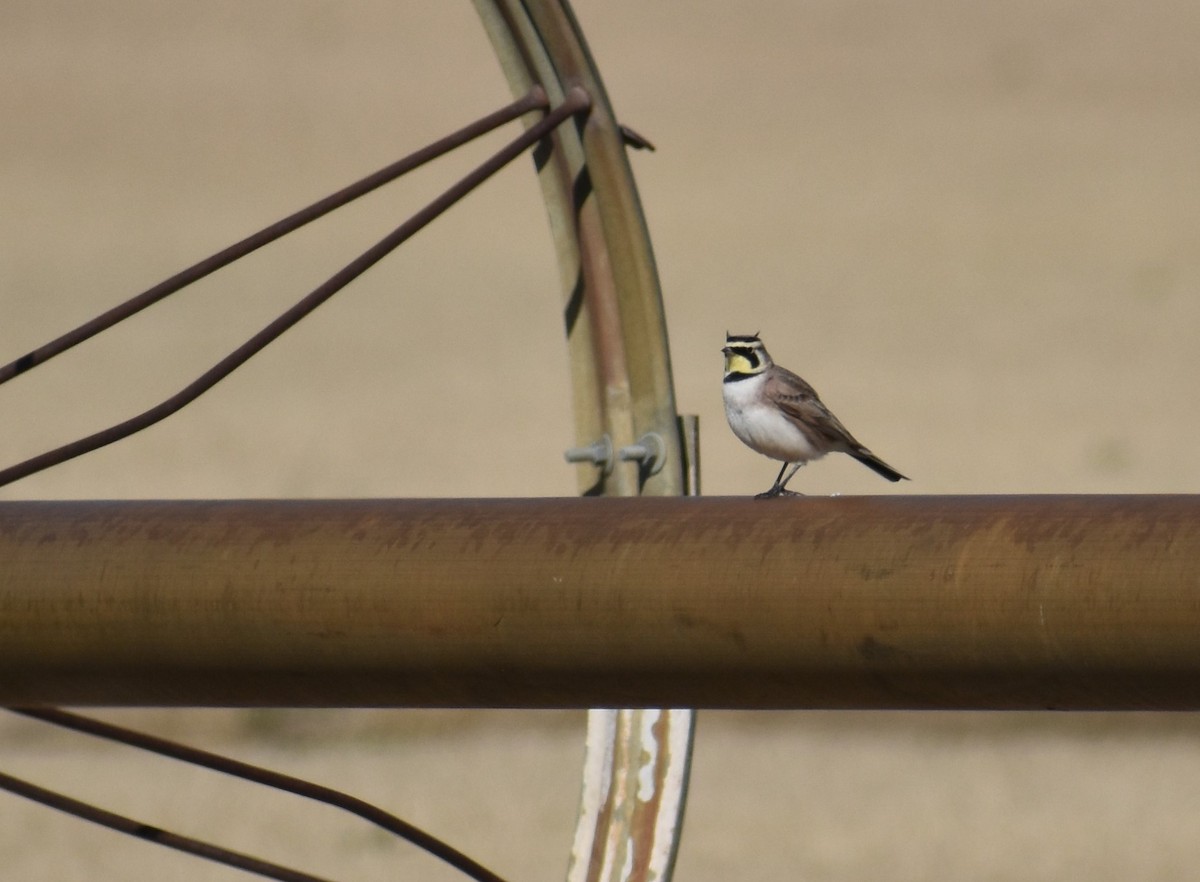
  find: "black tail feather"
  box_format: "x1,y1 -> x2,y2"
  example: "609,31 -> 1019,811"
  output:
850,449 -> 908,482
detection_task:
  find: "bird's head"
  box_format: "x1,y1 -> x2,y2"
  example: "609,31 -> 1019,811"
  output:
722,331 -> 770,379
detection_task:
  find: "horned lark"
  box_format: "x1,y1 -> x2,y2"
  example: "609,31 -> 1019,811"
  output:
722,332 -> 908,498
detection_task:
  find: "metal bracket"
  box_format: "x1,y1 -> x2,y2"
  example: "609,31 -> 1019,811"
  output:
564,434 -> 613,476
618,432 -> 665,476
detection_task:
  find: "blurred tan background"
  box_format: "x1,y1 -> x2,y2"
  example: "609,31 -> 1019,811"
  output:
2,0 -> 1200,879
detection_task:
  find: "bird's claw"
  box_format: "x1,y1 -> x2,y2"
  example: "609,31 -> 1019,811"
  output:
754,487 -> 803,500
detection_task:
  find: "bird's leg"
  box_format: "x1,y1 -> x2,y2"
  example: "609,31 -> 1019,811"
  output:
756,462 -> 804,499
777,461 -> 805,494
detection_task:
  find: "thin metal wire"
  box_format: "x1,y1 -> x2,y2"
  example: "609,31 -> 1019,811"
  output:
0,769 -> 337,882
0,87 -> 591,491
0,87 -> 548,388
10,707 -> 511,882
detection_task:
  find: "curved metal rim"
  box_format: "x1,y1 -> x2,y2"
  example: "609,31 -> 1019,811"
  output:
470,2 -> 695,881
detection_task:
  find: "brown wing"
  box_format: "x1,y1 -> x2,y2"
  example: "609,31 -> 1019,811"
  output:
767,366 -> 909,481
764,366 -> 864,451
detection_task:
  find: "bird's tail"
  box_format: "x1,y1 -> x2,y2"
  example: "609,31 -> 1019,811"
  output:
850,448 -> 908,482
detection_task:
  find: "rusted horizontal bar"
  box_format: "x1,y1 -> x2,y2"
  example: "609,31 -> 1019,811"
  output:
1,496 -> 1198,709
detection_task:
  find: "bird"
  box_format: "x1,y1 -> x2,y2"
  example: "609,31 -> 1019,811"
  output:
721,332 -> 908,498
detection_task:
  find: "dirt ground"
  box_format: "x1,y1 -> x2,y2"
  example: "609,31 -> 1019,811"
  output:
2,1 -> 1200,880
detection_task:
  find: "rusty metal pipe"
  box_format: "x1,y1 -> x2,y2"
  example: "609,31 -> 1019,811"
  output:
1,496 -> 1198,709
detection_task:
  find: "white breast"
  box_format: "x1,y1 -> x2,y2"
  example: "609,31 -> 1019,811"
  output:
723,374 -> 822,463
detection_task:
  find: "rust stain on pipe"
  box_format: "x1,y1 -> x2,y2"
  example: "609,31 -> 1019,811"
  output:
1,496 -> 1198,709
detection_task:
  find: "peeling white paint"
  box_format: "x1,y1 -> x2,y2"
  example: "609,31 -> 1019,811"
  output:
637,708 -> 662,802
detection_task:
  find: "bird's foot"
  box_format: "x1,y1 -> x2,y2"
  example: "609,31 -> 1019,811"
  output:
754,487 -> 803,500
